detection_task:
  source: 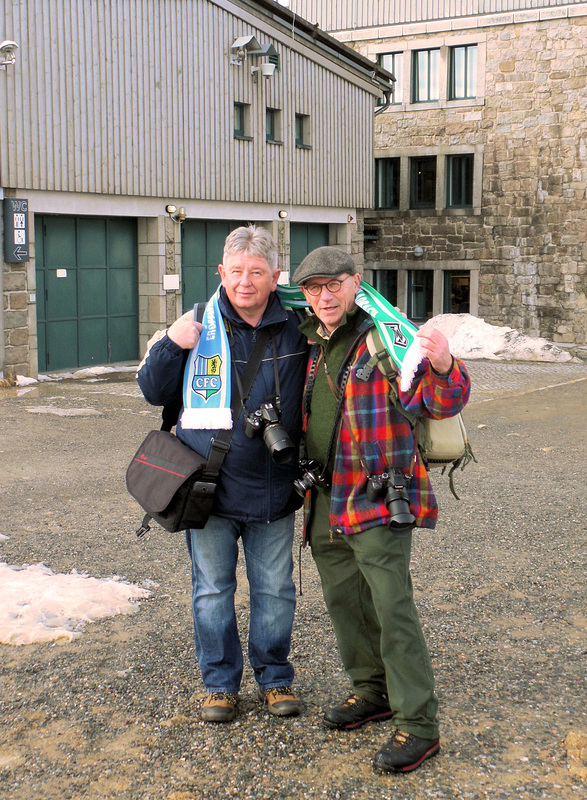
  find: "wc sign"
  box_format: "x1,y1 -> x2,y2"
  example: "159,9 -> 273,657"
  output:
3,198 -> 29,262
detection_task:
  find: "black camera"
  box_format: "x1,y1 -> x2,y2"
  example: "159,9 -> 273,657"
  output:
243,402 -> 295,464
366,469 -> 415,534
293,459 -> 330,497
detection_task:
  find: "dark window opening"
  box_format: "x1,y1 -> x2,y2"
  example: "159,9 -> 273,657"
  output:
375,158 -> 400,210
407,270 -> 434,322
446,154 -> 474,208
295,113 -> 310,148
266,107 -> 281,143
372,270 -> 398,307
410,156 -> 436,209
234,102 -> 249,138
443,271 -> 470,314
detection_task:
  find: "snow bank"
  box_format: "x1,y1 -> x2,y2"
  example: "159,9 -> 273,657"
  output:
0,562 -> 153,646
422,314 -> 572,362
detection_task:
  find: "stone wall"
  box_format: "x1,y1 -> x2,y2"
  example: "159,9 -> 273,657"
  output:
2,256 -> 36,379
363,13 -> 587,344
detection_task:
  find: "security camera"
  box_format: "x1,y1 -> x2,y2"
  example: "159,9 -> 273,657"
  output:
0,40 -> 18,55
0,40 -> 18,66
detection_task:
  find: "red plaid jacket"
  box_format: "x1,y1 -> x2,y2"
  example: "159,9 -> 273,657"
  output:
302,317 -> 471,535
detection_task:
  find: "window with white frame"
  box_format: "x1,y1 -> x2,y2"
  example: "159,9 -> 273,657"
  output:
449,44 -> 478,100
411,48 -> 440,103
377,52 -> 403,104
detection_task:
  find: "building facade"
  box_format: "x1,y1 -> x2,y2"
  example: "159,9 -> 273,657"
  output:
0,0 -> 391,377
291,0 -> 587,345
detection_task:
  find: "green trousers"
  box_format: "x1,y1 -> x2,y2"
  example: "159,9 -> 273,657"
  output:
309,490 -> 439,739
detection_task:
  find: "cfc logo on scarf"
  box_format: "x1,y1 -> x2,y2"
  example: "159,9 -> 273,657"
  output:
192,354 -> 223,400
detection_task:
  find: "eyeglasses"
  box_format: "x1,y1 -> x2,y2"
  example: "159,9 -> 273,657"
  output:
302,276 -> 352,296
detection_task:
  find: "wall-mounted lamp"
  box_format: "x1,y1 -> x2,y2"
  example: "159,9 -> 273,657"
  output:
278,210 -> 288,219
252,61 -> 276,79
413,245 -> 424,259
165,204 -> 186,223
0,40 -> 18,66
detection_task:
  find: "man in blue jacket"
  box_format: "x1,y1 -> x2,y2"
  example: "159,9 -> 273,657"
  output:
137,226 -> 307,722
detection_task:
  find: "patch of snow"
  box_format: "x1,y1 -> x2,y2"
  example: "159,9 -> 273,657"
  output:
0,562 -> 154,646
25,406 -> 102,417
422,314 -> 572,362
72,365 -> 138,379
27,365 -> 139,384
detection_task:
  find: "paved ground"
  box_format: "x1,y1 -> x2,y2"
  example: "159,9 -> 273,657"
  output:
0,358 -> 586,800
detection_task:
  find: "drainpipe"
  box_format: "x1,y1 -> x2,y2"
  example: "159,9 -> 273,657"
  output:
374,87 -> 393,116
0,188 -> 4,378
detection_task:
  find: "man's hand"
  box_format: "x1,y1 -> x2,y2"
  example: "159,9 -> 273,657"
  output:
416,328 -> 453,375
167,310 -> 202,350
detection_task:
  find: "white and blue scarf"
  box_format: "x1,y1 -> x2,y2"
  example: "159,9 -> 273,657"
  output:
181,282 -> 422,430
181,288 -> 232,430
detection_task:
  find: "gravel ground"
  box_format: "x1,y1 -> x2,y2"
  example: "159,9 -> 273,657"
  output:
0,362 -> 585,800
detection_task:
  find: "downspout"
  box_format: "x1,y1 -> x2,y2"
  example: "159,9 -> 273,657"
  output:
374,87 -> 393,116
0,186 -> 4,378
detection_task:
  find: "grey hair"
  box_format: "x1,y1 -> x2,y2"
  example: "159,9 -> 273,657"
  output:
222,225 -> 278,272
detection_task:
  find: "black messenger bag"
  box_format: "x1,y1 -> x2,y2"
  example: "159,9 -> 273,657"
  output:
126,429 -> 216,534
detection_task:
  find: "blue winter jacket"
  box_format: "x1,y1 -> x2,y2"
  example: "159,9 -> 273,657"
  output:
137,289 -> 308,523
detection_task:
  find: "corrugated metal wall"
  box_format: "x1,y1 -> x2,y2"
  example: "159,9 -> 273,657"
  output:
0,0 -> 376,208
290,0 -> 586,29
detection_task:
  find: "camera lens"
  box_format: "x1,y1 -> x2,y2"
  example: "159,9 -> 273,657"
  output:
293,473 -> 313,497
263,424 -> 295,464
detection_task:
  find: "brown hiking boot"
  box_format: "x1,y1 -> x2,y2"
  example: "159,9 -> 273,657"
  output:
201,692 -> 238,722
258,686 -> 302,717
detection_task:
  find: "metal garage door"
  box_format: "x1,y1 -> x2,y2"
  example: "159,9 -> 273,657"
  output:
290,223 -> 329,275
35,216 -> 138,372
181,219 -> 247,310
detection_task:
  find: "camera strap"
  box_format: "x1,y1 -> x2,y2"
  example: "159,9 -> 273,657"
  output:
303,347 -> 353,481
229,326 -> 277,413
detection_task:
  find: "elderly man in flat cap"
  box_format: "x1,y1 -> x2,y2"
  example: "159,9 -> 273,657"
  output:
292,246 -> 470,774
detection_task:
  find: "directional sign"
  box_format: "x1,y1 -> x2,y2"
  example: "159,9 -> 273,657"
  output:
3,198 -> 29,262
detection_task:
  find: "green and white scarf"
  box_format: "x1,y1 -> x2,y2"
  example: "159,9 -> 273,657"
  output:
181,281 -> 422,430
278,281 -> 422,391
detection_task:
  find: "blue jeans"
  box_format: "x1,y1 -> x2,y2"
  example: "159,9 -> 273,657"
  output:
185,513 -> 296,693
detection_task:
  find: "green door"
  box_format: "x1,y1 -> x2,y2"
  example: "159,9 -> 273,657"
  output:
35,216 -> 138,371
181,219 -> 247,310
290,223 -> 329,276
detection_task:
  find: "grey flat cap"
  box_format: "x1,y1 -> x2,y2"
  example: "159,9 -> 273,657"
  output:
292,246 -> 358,285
